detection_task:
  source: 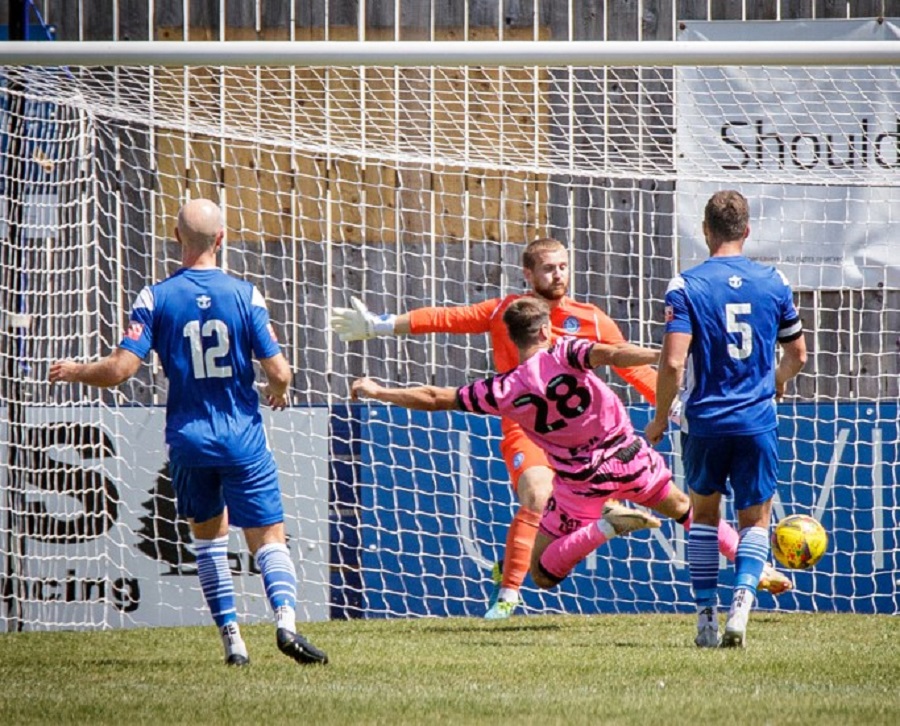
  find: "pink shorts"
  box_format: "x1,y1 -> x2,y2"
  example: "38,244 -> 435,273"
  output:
539,439 -> 672,539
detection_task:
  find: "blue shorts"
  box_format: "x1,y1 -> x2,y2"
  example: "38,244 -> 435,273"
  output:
681,430 -> 778,511
170,451 -> 284,529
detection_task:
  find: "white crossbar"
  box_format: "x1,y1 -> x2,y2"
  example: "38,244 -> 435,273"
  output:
0,40 -> 898,67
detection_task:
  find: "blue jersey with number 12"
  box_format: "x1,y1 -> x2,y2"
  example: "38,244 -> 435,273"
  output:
664,255 -> 802,437
118,268 -> 282,466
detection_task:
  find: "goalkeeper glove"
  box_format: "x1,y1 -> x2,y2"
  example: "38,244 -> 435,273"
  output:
332,296 -> 397,342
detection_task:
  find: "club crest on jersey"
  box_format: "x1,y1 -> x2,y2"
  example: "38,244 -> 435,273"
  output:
728,275 -> 743,289
512,452 -> 525,471
664,305 -> 674,323
196,294 -> 212,309
124,322 -> 144,340
563,316 -> 580,333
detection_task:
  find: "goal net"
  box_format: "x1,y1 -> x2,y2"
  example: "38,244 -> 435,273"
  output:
1,41 -> 898,630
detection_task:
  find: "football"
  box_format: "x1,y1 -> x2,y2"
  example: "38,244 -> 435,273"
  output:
771,514 -> 828,570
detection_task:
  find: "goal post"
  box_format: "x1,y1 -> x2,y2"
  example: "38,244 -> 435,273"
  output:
0,39 -> 897,630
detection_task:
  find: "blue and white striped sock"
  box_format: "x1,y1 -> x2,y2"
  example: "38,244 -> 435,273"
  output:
734,526 -> 769,593
688,523 -> 720,609
255,542 -> 297,631
194,536 -> 237,627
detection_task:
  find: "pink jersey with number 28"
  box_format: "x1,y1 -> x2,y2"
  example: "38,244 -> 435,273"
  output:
456,337 -> 636,484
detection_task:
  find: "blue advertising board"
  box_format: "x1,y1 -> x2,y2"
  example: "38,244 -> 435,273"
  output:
336,402 -> 899,617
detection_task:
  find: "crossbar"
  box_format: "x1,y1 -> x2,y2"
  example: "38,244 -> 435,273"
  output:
0,40 -> 898,67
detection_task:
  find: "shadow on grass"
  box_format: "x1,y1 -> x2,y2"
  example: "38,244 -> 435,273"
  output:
416,620 -> 565,634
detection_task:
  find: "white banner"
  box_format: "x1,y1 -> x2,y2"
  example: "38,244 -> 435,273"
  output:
0,407 -> 330,631
676,19 -> 900,289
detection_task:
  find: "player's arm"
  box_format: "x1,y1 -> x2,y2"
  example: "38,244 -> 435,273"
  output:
259,352 -> 292,410
247,286 -> 293,410
49,347 -> 142,388
351,377 -> 459,412
645,331 -> 691,445
773,283 -> 807,399
594,310 -> 658,405
589,342 -> 659,369
775,333 -> 807,399
331,296 -> 496,341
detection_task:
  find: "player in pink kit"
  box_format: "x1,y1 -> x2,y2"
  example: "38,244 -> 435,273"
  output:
352,297 -> 775,596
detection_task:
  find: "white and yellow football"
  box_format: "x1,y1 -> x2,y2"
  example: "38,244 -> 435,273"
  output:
771,514 -> 828,570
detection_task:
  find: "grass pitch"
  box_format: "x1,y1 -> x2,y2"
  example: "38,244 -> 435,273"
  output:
1,612 -> 897,725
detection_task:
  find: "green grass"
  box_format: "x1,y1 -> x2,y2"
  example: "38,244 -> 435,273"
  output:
1,613 -> 898,725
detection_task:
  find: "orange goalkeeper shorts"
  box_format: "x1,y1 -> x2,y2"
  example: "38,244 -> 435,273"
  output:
499,423 -> 550,493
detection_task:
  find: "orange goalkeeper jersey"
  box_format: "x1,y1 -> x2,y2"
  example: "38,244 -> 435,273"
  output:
407,294 -> 658,415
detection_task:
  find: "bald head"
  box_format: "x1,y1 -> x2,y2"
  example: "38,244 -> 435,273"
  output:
176,199 -> 224,254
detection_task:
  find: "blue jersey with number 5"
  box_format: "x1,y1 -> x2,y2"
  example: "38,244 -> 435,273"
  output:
664,256 -> 802,437
118,268 -> 282,466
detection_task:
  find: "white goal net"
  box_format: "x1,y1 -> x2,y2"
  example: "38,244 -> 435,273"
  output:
1,41 -> 898,630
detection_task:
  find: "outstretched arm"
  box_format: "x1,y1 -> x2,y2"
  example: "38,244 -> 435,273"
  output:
332,296 -> 496,341
593,309 -> 658,404
332,297 -> 401,341
351,377 -> 459,412
589,342 -> 659,370
49,347 -> 142,388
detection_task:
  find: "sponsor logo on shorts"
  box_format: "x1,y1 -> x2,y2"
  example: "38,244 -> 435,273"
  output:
563,316 -> 580,333
559,512 -> 582,534
512,452 -> 525,470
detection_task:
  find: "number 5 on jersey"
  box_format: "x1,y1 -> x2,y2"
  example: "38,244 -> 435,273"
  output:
726,303 -> 753,360
183,319 -> 233,378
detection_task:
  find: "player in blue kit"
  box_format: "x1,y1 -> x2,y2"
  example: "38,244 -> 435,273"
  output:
49,198 -> 327,666
645,190 -> 807,649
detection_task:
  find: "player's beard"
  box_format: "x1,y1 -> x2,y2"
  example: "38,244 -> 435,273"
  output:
532,279 -> 567,301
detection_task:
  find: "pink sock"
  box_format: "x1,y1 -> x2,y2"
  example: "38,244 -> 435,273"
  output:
540,520 -> 611,580
681,509 -> 739,562
716,520 -> 739,562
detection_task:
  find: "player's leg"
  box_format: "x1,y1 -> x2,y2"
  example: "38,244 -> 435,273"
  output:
721,431 -> 779,649
243,521 -> 295,630
226,452 -> 327,665
681,433 -> 728,648
173,463 -> 249,666
530,492 -> 601,589
486,431 -> 552,619
530,530 -> 562,589
535,439 -> 669,587
647,477 -> 790,595
531,481 -> 660,589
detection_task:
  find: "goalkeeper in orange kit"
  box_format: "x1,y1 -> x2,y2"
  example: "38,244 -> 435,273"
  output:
332,237 -> 792,619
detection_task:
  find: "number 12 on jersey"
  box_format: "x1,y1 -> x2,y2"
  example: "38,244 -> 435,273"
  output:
183,319 -> 233,379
